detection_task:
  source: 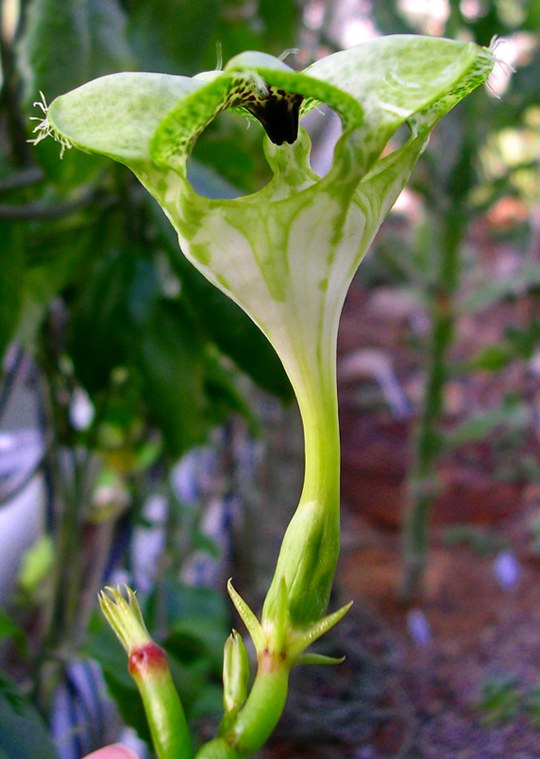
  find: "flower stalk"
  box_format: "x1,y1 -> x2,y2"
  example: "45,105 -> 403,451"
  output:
99,587 -> 193,759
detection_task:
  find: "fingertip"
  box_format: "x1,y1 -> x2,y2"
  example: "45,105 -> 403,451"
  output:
83,743 -> 140,759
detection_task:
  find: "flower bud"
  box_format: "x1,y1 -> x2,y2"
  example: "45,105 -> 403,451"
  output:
98,586 -> 191,757
223,629 -> 250,716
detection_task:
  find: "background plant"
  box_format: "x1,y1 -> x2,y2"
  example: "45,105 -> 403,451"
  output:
367,0 -> 540,599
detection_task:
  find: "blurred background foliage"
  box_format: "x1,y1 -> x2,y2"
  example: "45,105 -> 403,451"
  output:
1,0 -> 540,757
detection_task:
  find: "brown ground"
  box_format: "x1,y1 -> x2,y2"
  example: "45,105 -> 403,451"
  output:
263,255 -> 540,758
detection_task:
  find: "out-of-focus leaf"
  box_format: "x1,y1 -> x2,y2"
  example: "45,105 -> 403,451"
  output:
258,0 -> 300,52
477,675 -> 521,724
145,580 -> 229,633
16,237 -> 88,350
461,263 -> 540,314
0,610 -> 26,652
18,0 -> 133,103
19,0 -> 133,185
30,134 -> 105,188
506,319 -> 540,359
126,0 -> 290,76
126,0 -> 220,75
524,684 -> 540,724
202,349 -> 257,432
19,0 -> 91,103
467,343 -> 513,372
0,672 -> 59,759
188,160 -> 241,200
136,300 -> 208,459
190,113 -> 270,194
69,242 -> 254,448
0,222 -> 24,362
523,0 -> 540,30
465,3 -> 506,46
445,403 -> 530,449
69,248 -> 157,392
165,617 -> 226,671
88,0 -> 134,76
164,652 -> 222,723
18,535 -> 55,595
442,524 -> 508,557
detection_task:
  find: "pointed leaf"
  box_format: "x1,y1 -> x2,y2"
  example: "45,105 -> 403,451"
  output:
289,601 -> 353,661
227,580 -> 263,651
297,653 -> 345,666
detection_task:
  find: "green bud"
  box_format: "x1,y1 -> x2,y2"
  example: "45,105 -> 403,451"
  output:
98,585 -> 152,654
98,586 -> 192,759
223,630 -> 250,716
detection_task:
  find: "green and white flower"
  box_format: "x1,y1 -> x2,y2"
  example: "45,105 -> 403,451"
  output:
34,35 -> 494,757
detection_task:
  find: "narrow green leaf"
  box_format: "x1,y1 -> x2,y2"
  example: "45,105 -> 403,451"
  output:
227,580 -> 263,652
288,601 -> 353,662
445,404 -> 530,449
297,652 -> 345,666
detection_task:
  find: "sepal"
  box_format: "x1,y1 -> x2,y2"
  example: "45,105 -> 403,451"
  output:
297,652 -> 345,666
227,579 -> 263,651
288,601 -> 353,662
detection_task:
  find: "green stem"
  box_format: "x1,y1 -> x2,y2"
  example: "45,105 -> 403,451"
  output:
100,588 -> 194,759
264,345 -> 341,627
401,204 -> 464,600
219,665 -> 289,756
199,351 -> 341,758
130,643 -> 193,759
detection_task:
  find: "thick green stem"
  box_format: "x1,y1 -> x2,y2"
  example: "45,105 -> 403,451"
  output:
197,346 -> 341,758
221,665 -> 289,755
129,643 -> 193,759
100,588 -> 193,759
263,346 -> 341,627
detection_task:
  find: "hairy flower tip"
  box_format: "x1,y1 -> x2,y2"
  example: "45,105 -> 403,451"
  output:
28,91 -> 72,157
98,584 -> 151,654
